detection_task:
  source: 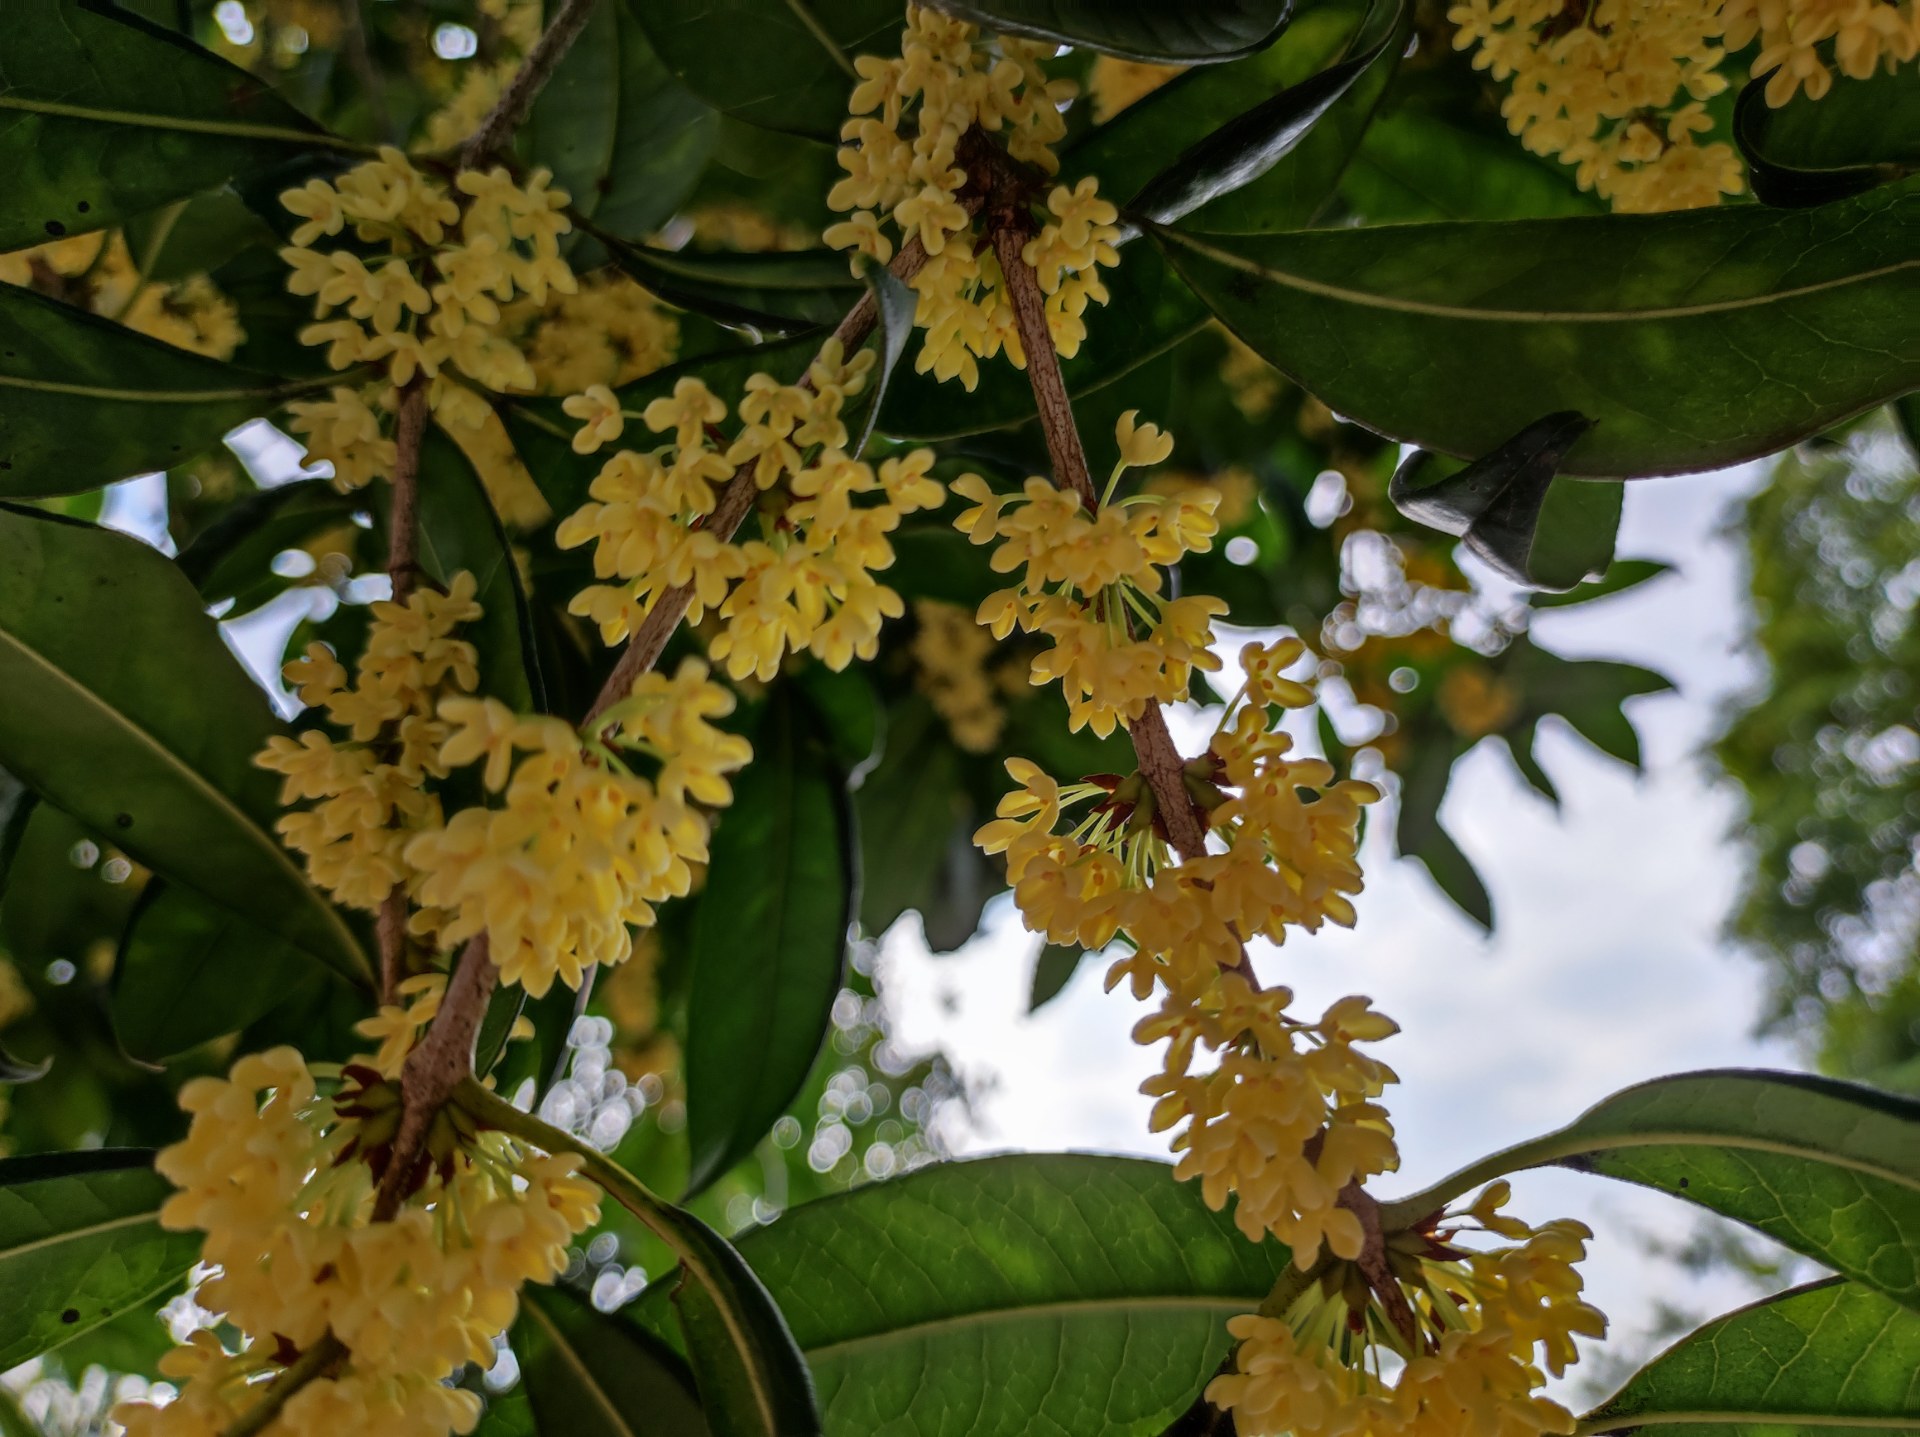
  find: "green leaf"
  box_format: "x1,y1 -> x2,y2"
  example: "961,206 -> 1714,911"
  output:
412,427 -> 545,712
853,697 -> 967,938
932,0 -> 1292,63
849,265 -> 917,458
676,1154 -> 1293,1436
684,688 -> 852,1196
1583,1278 -> 1920,1437
175,479 -> 365,617
1737,70 -> 1920,209
476,1283 -> 709,1437
877,241 -> 1206,440
0,282 -> 325,497
121,189 -> 276,286
1390,413 -> 1620,592
1508,645 -> 1670,771
521,0 -> 717,243
1153,180 -> 1920,478
0,1150 -> 200,1373
603,239 -> 862,337
1382,1070 -> 1920,1312
0,504 -> 369,985
1530,557 -> 1673,610
1395,740 -> 1493,932
112,880 -> 324,1060
630,0 -> 902,142
1029,942 -> 1085,1010
0,0 -> 347,250
1127,0 -> 1407,226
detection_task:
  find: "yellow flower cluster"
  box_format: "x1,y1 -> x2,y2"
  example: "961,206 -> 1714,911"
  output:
280,149 -> 573,491
557,345 -> 945,679
1451,0 -> 1918,212
257,575 -> 482,912
954,412 -> 1227,736
113,1046 -> 598,1437
405,660 -> 752,996
0,231 -> 243,359
976,635 -> 1385,1259
507,271 -> 680,396
911,598 -> 1007,752
1210,1183 -> 1607,1437
823,5 -> 1121,390
1087,55 -> 1186,122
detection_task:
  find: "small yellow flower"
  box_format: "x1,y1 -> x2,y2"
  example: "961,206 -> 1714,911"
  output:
562,382 -> 625,454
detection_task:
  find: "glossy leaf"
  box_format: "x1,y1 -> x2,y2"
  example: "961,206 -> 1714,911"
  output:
0,0 -> 344,250
1530,557 -> 1672,610
521,0 -> 717,243
853,698 -> 967,938
0,1150 -> 199,1372
0,505 -> 369,985
1154,181 -> 1920,477
113,881 -> 323,1061
931,0 -> 1293,63
849,265 -> 917,458
631,0 -> 902,141
0,282 -> 325,497
1391,412 -> 1620,592
412,427 -> 545,712
175,479 -> 365,616
1128,0 -> 1406,226
475,1283 -> 708,1437
659,1154 -> 1294,1436
684,689 -> 853,1196
1584,1278 -> 1920,1437
877,242 -> 1206,439
604,238 -> 862,336
1737,69 -> 1920,209
1384,1069 -> 1920,1311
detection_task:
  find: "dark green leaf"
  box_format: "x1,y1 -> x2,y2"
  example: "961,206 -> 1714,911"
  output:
412,427 -> 545,712
0,0 -> 345,250
630,0 -> 902,141
0,504 -> 370,985
522,0 -> 718,244
1154,181 -> 1920,478
878,241 -> 1206,440
603,238 -> 862,336
1028,943 -> 1085,1010
113,881 -> 323,1060
0,1150 -> 199,1372
1585,1278 -> 1920,1437
1502,721 -> 1559,808
0,282 -> 326,497
1508,645 -> 1669,771
850,265 -> 917,459
1386,1070 -> 1920,1312
476,1283 -> 709,1437
1395,740 -> 1492,932
1128,0 -> 1406,226
932,0 -> 1293,63
1391,413 -> 1618,592
854,698 -> 967,938
1737,70 -> 1920,209
1529,557 -> 1672,610
121,189 -> 276,285
661,1154 -> 1293,1436
176,479 -> 364,616
684,689 -> 852,1195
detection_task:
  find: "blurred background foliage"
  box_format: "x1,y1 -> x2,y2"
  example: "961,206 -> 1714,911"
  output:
0,0 -> 1915,1419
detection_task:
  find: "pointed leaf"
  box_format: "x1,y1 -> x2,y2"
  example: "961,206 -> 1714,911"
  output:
0,0 -> 345,250
0,505 -> 370,985
1736,70 -> 1920,209
640,1154 -> 1293,1437
1508,645 -> 1669,771
1127,0 -> 1406,225
1530,557 -> 1672,610
112,880 -> 323,1061
475,1283 -> 708,1437
602,239 -> 862,335
631,0 -> 903,141
931,0 -> 1293,63
1028,942 -> 1085,1010
1585,1278 -> 1920,1437
520,0 -> 718,243
1154,181 -> 1920,477
853,698 -> 966,938
0,283 -> 327,497
1383,1070 -> 1920,1312
684,688 -> 853,1196
1392,413 -> 1620,592
0,1150 -> 199,1372
849,265 -> 916,458
1395,740 -> 1493,931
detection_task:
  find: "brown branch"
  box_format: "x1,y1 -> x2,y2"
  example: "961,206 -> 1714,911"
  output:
220,1335 -> 347,1437
583,233 -> 936,727
375,889 -> 410,1006
458,0 -> 599,166
386,379 -> 430,602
